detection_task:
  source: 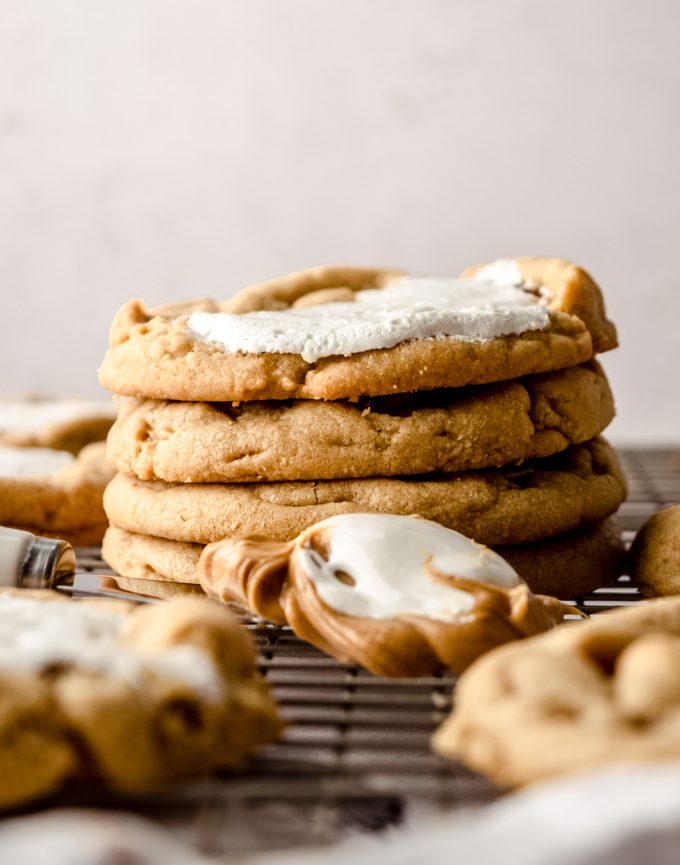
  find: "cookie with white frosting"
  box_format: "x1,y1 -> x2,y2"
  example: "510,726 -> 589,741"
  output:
99,258 -> 617,402
0,590 -> 281,809
101,518 -> 625,600
103,438 -> 626,548
0,442 -> 114,546
197,513 -> 572,677
107,362 -> 614,483
433,596 -> 680,786
0,397 -> 116,454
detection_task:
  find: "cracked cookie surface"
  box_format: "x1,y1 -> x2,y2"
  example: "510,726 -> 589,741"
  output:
103,438 -> 626,547
107,362 -> 614,482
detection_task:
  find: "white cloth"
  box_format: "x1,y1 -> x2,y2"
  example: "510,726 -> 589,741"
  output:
3,765 -> 680,864
256,764 -> 680,865
0,810 -> 211,865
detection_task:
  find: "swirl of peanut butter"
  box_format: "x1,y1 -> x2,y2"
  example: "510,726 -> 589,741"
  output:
199,514 -> 576,677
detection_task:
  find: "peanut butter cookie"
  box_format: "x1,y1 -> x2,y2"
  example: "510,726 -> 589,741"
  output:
0,590 -> 281,809
107,362 -> 614,483
434,597 -> 680,786
629,505 -> 680,596
103,438 -> 626,548
0,442 -> 114,546
99,258 -> 616,402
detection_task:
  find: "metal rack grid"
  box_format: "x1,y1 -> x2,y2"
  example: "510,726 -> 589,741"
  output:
69,447 -> 680,855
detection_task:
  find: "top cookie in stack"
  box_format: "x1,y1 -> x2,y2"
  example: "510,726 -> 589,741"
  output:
100,256 -> 626,599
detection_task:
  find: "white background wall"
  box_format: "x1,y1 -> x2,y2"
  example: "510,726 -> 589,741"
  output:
1,0 -> 678,443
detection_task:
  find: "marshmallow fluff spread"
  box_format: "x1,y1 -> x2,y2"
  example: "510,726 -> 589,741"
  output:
186,260 -> 552,363
0,595 -> 223,698
0,446 -> 73,479
0,399 -> 115,436
295,514 -> 522,623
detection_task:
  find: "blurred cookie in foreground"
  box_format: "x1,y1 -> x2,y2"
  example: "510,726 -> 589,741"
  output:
433,597 -> 680,787
198,514 -> 573,678
629,504 -> 680,596
0,397 -> 116,454
0,442 -> 113,546
0,590 -> 281,809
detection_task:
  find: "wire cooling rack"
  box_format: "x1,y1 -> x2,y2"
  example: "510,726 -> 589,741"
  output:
65,447 -> 680,856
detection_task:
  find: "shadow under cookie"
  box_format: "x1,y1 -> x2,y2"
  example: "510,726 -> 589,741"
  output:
102,518 -> 624,600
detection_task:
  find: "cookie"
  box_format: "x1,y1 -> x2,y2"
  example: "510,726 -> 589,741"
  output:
103,438 -> 626,548
99,257 -> 617,402
0,590 -> 281,808
0,442 -> 114,546
102,518 -> 624,599
198,514 -> 571,677
111,575 -> 204,599
102,528 -> 205,584
499,518 -> 624,597
107,362 -> 614,483
0,397 -> 116,454
629,505 -> 680,596
433,596 -> 680,787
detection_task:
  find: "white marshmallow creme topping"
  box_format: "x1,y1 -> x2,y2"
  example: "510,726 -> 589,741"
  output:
0,596 -> 223,698
0,446 -> 73,479
295,514 -> 522,623
186,261 -> 551,362
0,399 -> 115,436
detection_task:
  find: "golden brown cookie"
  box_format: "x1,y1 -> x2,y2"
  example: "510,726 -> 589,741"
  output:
629,505 -> 680,596
107,362 -> 614,483
103,438 -> 626,548
0,397 -> 116,454
197,514 -> 571,677
102,518 -> 624,599
0,442 -> 114,546
0,590 -> 281,809
433,597 -> 680,787
99,258 -> 617,402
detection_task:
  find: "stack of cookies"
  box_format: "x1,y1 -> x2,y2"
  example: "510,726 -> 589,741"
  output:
99,256 -> 626,600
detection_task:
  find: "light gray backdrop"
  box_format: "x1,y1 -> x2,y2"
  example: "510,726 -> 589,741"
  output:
1,0 -> 678,443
